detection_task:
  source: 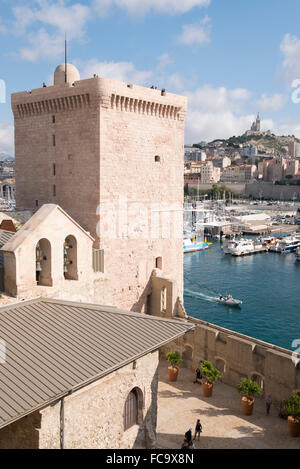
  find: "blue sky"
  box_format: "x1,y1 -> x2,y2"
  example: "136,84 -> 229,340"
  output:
1,0 -> 300,154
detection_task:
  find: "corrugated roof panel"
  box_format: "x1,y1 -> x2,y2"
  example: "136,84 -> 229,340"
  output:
0,298 -> 193,429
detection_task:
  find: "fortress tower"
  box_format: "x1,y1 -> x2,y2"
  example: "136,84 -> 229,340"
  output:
11,64 -> 187,311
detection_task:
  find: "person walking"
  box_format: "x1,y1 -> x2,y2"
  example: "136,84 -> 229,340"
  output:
185,428 -> 193,443
193,368 -> 202,384
266,395 -> 272,415
193,419 -> 202,441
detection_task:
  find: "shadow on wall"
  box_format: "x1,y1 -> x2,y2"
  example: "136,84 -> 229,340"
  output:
132,364 -> 158,449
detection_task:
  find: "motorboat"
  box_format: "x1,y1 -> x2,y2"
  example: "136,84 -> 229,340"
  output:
217,294 -> 243,306
222,238 -> 266,256
269,236 -> 300,253
183,236 -> 212,253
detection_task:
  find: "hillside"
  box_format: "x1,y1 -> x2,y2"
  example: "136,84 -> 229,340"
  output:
208,134 -> 300,155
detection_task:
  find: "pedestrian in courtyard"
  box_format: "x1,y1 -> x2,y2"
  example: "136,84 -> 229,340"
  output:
266,394 -> 272,415
193,419 -> 202,441
193,367 -> 202,384
185,428 -> 193,443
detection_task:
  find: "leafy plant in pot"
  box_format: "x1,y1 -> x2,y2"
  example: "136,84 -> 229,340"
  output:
283,392 -> 300,437
166,351 -> 182,382
237,378 -> 262,415
200,361 -> 221,397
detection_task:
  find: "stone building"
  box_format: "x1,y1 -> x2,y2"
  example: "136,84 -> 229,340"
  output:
12,63 -> 187,312
0,298 -> 193,449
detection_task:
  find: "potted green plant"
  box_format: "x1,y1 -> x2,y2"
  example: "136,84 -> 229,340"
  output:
200,361 -> 221,397
166,351 -> 182,382
237,378 -> 262,415
283,392 -> 300,437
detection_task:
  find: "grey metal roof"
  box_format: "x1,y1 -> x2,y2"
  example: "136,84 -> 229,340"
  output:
0,229 -> 16,268
0,298 -> 194,429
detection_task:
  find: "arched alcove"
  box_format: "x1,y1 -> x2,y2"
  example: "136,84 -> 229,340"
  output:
63,235 -> 78,280
36,239 -> 52,286
250,372 -> 265,394
215,357 -> 226,375
182,344 -> 193,368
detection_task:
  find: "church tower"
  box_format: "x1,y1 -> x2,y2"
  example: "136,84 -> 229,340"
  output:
256,112 -> 261,132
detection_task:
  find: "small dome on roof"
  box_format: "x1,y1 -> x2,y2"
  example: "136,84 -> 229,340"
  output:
54,63 -> 80,86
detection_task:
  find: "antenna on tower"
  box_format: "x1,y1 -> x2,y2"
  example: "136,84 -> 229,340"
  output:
64,33 -> 67,84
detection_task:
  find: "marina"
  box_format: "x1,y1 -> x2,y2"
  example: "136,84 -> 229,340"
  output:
183,199 -> 300,351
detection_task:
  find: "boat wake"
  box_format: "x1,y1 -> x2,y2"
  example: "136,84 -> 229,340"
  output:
184,289 -> 218,303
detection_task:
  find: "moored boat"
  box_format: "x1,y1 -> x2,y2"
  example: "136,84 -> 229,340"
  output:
183,237 -> 212,253
222,238 -> 267,256
269,236 -> 300,253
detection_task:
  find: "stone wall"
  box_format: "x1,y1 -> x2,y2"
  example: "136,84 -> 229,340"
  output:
161,318 -> 300,403
246,182 -> 300,201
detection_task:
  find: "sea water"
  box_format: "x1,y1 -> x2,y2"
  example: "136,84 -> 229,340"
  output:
184,241 -> 300,351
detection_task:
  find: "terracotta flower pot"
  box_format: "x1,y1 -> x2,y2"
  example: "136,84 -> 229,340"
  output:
288,416 -> 300,437
242,396 -> 254,415
168,366 -> 179,382
202,381 -> 213,397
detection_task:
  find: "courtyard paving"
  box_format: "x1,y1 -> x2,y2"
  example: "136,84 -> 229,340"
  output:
156,363 -> 300,449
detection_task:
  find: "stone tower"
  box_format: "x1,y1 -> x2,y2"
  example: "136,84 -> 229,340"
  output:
11,64 -> 187,311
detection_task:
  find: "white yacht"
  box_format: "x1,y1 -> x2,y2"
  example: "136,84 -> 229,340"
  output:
269,236 -> 300,253
223,238 -> 255,256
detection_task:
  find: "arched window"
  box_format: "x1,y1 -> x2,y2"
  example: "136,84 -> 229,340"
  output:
64,235 -> 78,280
156,256 -> 162,269
161,286 -> 167,313
36,239 -> 52,286
124,387 -> 143,431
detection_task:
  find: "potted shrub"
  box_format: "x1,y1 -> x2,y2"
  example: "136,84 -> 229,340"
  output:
166,351 -> 182,382
283,392 -> 300,437
237,378 -> 262,415
200,360 -> 221,397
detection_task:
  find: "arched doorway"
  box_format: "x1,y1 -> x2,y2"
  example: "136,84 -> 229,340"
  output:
36,239 -> 52,286
123,387 -> 143,431
63,235 -> 78,280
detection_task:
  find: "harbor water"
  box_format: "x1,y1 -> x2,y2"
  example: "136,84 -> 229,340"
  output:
184,240 -> 300,351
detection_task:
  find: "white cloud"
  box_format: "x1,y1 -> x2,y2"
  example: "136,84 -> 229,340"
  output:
13,1 -> 91,61
0,123 -> 14,155
184,85 -> 255,142
93,0 -> 211,16
78,59 -> 152,84
256,93 -> 287,112
178,16 -> 211,45
280,33 -> 300,83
